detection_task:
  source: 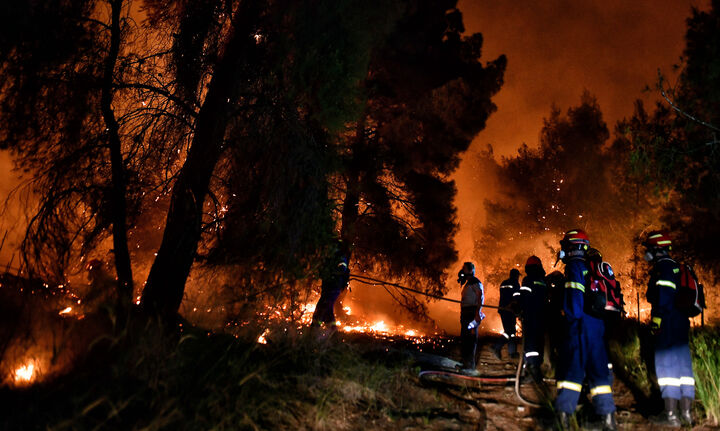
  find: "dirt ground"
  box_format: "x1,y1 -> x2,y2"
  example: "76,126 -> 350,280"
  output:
404,335 -> 718,431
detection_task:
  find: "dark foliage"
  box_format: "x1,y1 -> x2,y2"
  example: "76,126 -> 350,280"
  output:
617,0 -> 720,276
340,0 -> 506,295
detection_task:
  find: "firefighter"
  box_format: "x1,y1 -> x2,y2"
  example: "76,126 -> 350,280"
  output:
459,261 -> 485,375
555,229 -> 616,431
311,247 -> 350,330
492,268 -> 521,359
518,256 -> 547,382
546,270 -> 566,373
643,230 -> 694,427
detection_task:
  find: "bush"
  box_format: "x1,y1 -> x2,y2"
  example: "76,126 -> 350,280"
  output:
690,327 -> 720,426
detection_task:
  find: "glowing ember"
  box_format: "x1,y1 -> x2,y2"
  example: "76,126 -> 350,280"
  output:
343,306 -> 351,314
257,329 -> 269,344
14,363 -> 35,383
58,307 -> 72,315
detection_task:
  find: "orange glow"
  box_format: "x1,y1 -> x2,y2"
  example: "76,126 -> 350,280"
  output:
14,361 -> 36,384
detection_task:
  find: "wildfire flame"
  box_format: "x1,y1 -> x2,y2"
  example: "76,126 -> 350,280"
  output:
58,307 -> 72,315
14,362 -> 36,384
257,329 -> 269,344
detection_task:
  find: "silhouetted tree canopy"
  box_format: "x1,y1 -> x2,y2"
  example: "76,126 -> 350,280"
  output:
338,0 -> 506,295
617,0 -> 720,275
475,94 -> 638,285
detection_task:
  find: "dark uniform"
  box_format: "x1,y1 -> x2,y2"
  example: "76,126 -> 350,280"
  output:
494,275 -> 520,357
519,270 -> 547,369
647,257 -> 694,400
311,253 -> 350,327
555,257 -> 615,416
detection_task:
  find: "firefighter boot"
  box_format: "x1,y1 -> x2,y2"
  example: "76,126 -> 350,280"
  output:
650,398 -> 681,428
492,342 -> 503,360
599,413 -> 617,431
679,397 -> 693,427
556,411 -> 571,430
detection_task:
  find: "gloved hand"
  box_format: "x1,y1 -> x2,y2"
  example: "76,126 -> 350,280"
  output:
467,312 -> 485,330
651,316 -> 662,335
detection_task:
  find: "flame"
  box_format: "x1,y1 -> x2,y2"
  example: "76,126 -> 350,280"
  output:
58,306 -> 72,315
250,301 -> 431,344
14,362 -> 36,384
257,329 -> 269,344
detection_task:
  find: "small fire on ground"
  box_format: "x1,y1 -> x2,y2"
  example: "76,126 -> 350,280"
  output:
13,360 -> 38,385
256,302 -> 431,343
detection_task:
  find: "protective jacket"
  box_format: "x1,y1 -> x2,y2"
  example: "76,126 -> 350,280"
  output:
647,257 -> 694,400
555,257 -> 615,415
499,277 -> 520,307
460,276 -> 484,369
519,271 -> 547,366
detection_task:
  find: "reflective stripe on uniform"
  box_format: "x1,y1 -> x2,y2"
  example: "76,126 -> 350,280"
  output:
525,351 -> 539,357
657,240 -> 672,245
590,385 -> 612,396
520,286 -> 532,292
512,292 -> 521,297
656,280 -> 677,289
557,381 -> 583,392
649,234 -> 663,239
680,376 -> 695,386
565,281 -> 585,292
608,363 -> 613,370
501,332 -> 510,339
533,280 -> 546,286
500,285 -> 514,289
658,377 -> 681,387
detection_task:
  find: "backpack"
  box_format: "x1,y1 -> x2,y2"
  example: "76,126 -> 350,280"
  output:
586,261 -> 624,318
675,263 -> 706,317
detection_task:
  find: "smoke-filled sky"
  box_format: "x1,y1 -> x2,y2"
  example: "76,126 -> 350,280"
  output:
453,0 -> 709,265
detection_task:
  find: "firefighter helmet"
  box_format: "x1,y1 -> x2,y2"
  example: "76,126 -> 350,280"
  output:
562,229 -> 590,245
643,230 -> 673,249
525,255 -> 542,267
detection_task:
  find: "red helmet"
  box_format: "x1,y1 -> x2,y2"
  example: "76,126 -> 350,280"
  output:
562,229 -> 589,245
525,255 -> 542,267
644,230 -> 672,249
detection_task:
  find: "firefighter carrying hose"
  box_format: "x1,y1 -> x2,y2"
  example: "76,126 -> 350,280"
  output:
643,230 -> 695,427
458,262 -> 485,376
493,268 -> 520,359
518,256 -> 547,382
311,245 -> 350,330
555,229 -> 616,431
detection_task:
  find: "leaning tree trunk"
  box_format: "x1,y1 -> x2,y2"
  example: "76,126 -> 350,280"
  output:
100,0 -> 134,312
140,6 -> 258,321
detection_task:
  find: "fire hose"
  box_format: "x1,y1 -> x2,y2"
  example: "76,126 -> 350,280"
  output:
418,353 -> 548,408
348,274 -> 509,310
349,274 -> 547,407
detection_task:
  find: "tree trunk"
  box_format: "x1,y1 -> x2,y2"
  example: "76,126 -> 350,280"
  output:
340,119 -> 367,261
140,5 -> 258,321
100,0 -> 134,312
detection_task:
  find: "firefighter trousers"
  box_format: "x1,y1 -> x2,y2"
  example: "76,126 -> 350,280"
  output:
555,316 -> 615,415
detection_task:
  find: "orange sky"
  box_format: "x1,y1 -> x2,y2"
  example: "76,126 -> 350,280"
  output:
453,0 -> 710,264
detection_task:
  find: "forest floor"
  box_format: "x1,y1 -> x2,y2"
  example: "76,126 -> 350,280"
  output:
0,315 -> 718,431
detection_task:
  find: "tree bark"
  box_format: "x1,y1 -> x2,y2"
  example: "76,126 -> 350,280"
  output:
140,4 -> 258,321
100,0 -> 134,311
